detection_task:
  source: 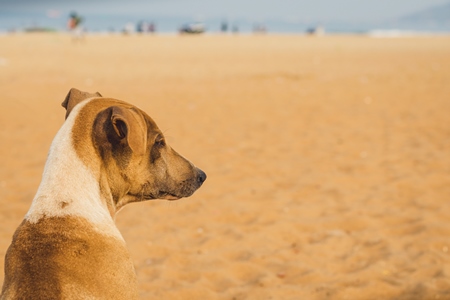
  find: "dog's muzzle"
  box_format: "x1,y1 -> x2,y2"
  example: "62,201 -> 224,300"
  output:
156,168 -> 206,201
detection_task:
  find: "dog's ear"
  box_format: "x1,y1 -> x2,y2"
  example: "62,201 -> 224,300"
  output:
110,106 -> 147,156
62,88 -> 102,119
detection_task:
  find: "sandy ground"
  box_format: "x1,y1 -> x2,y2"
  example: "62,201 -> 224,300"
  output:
0,33 -> 450,299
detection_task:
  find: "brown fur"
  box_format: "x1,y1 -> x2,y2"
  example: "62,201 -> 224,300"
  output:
1,217 -> 137,300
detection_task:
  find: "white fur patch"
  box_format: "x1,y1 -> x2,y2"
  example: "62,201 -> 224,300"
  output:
25,99 -> 123,239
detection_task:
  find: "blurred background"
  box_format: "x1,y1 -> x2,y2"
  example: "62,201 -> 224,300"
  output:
1,0 -> 450,34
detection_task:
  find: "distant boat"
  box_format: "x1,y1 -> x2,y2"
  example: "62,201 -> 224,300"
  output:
179,22 -> 205,34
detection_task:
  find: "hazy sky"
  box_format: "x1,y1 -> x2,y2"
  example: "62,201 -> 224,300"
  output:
1,0 -> 448,22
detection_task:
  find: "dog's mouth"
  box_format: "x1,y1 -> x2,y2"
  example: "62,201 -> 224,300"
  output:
137,176 -> 203,201
140,191 -> 181,201
158,191 -> 181,201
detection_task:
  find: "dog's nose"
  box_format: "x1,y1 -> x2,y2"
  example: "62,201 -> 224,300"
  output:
197,169 -> 207,185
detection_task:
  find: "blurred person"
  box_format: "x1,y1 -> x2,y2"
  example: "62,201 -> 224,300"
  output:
253,23 -> 267,34
67,11 -> 85,42
136,20 -> 148,33
149,22 -> 156,33
221,21 -> 228,33
123,22 -> 135,35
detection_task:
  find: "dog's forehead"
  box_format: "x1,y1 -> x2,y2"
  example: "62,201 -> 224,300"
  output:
140,110 -> 159,132
72,97 -> 162,136
76,98 -> 156,125
84,98 -> 137,114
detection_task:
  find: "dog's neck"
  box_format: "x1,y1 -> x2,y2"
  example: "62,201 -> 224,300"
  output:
25,102 -> 122,238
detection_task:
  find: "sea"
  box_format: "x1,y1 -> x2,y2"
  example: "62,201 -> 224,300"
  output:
1,11 -> 449,36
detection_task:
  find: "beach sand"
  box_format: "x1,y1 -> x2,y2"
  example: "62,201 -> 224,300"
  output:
0,33 -> 450,299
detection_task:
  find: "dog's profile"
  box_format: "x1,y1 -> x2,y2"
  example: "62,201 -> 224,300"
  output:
0,88 -> 206,299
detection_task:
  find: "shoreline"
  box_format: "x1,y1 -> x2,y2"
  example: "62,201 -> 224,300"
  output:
2,29 -> 450,38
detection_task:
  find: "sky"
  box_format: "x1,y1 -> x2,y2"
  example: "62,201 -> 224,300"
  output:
0,0 -> 448,32
1,0 -> 448,21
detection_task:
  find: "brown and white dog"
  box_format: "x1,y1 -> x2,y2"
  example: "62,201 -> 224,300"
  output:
0,88 -> 206,299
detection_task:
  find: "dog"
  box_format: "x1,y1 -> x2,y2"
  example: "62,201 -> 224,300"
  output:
0,88 -> 206,299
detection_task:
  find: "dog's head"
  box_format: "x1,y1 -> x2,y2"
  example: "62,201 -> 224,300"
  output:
62,88 -> 206,211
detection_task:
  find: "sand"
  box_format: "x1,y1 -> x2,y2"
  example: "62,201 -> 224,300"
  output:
0,33 -> 450,299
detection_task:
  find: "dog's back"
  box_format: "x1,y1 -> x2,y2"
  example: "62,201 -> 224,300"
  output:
1,216 -> 138,299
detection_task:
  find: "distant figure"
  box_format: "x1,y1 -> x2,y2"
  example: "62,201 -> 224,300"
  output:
148,22 -> 156,33
123,23 -> 135,35
232,24 -> 239,34
253,23 -> 267,34
136,21 -> 156,34
221,21 -> 228,33
67,12 -> 84,42
306,25 -> 325,36
136,21 -> 147,33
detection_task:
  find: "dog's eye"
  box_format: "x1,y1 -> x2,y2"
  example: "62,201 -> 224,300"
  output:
155,139 -> 165,148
